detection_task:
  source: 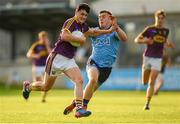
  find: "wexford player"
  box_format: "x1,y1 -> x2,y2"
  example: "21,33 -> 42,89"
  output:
27,31 -> 51,102
63,10 -> 127,115
22,3 -> 115,118
134,10 -> 174,110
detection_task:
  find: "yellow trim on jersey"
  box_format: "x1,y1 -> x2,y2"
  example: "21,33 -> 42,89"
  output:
28,42 -> 39,54
148,24 -> 155,28
64,17 -> 76,31
62,28 -> 71,33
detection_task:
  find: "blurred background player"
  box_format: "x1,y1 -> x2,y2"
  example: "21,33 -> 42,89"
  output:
134,9 -> 174,110
63,10 -> 127,115
23,3 -> 114,118
27,31 -> 52,102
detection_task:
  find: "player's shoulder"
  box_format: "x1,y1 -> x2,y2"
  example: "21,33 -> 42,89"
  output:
65,17 -> 76,25
147,24 -> 169,31
146,24 -> 156,29
32,41 -> 39,47
29,41 -> 39,50
66,17 -> 75,22
63,17 -> 78,30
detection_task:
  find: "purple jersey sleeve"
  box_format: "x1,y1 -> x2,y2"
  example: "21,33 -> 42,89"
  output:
62,18 -> 76,33
142,27 -> 156,38
62,19 -> 89,33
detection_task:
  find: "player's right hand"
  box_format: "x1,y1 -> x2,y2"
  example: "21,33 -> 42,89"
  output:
144,37 -> 153,45
34,54 -> 41,59
79,36 -> 86,45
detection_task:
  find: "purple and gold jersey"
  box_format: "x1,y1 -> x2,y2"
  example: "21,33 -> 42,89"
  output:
141,25 -> 169,58
29,42 -> 49,66
52,16 -> 89,59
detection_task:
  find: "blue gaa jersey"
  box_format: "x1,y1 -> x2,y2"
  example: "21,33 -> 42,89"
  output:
89,28 -> 121,67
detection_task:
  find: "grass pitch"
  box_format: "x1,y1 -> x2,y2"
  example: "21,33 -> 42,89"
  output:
0,85 -> 180,124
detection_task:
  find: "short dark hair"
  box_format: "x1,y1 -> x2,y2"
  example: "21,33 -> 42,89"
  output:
77,3 -> 90,13
155,9 -> 166,18
99,10 -> 112,15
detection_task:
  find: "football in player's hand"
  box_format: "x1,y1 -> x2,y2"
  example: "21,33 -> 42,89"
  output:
71,31 -> 84,47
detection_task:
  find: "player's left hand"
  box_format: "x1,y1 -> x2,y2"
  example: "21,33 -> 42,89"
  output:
111,16 -> 118,27
166,40 -> 175,48
44,38 -> 50,46
109,25 -> 116,33
111,15 -> 120,32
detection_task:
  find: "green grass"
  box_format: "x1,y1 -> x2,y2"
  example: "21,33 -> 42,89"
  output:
0,85 -> 180,124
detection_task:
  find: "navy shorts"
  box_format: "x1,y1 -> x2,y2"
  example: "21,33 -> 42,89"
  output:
86,59 -> 112,85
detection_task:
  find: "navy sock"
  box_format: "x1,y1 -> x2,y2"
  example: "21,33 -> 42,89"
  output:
83,99 -> 89,107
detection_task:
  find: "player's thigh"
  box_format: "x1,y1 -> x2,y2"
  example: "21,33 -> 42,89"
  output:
43,72 -> 57,91
157,73 -> 164,84
149,58 -> 161,84
64,67 -> 83,84
142,56 -> 152,83
149,69 -> 159,85
87,67 -> 99,82
35,76 -> 42,81
142,65 -> 151,84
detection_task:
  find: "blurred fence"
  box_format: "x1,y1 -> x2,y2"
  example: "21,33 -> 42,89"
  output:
66,67 -> 180,90
1,65 -> 179,90
0,65 -> 66,88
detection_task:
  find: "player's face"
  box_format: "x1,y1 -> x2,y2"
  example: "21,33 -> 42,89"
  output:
155,14 -> 165,27
39,35 -> 48,43
98,13 -> 112,29
76,10 -> 88,24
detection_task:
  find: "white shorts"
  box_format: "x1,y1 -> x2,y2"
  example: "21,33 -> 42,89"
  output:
45,53 -> 78,76
143,56 -> 162,71
32,66 -> 45,77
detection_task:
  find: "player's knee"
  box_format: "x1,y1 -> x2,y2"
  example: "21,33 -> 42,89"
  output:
42,86 -> 51,92
148,82 -> 155,87
73,77 -> 83,85
41,85 -> 51,92
89,78 -> 98,85
142,82 -> 148,85
142,78 -> 149,85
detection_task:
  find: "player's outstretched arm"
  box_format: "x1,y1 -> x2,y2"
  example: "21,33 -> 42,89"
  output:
112,16 -> 127,42
115,27 -> 127,42
84,27 -> 115,37
134,34 -> 153,45
27,45 -> 41,59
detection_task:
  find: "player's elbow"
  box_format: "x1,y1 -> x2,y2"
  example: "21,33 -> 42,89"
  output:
122,35 -> 128,42
61,30 -> 73,42
134,37 -> 139,44
61,32 -> 68,41
26,52 -> 31,58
